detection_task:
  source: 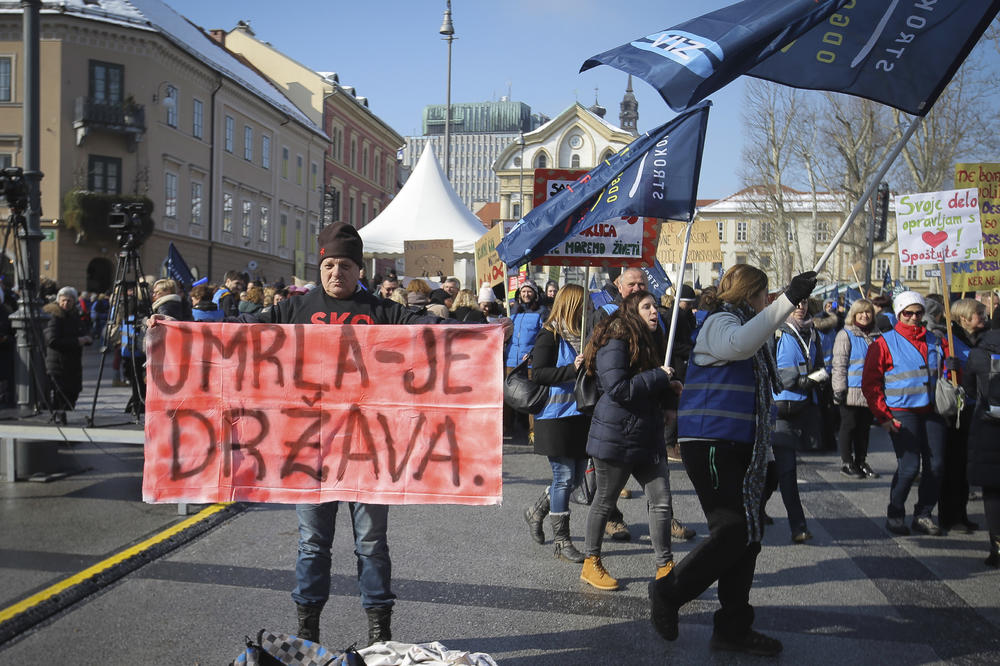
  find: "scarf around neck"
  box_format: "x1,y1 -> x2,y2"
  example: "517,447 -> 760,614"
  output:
722,301 -> 782,543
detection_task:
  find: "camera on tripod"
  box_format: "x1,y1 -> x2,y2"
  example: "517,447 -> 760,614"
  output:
0,166 -> 29,211
108,202 -> 148,250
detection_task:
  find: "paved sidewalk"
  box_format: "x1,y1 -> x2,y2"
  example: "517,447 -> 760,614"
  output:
0,352 -> 998,663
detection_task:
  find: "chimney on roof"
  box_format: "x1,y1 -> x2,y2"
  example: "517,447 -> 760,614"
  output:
208,29 -> 226,45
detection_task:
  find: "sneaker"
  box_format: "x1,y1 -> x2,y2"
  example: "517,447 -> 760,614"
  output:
840,463 -> 864,479
791,530 -> 813,544
671,518 -> 696,540
911,516 -> 943,536
710,629 -> 783,657
858,462 -> 880,479
885,517 -> 911,536
606,518 -> 631,541
580,555 -> 619,591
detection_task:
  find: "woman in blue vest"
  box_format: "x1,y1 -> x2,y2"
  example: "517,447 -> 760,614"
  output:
504,281 -> 549,437
578,290 -> 681,592
650,265 -> 816,657
862,291 -> 948,537
523,284 -> 589,563
939,298 -> 987,533
764,298 -> 824,543
832,299 -> 880,479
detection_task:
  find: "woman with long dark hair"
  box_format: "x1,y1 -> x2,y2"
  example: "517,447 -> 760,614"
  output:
579,291 -> 682,591
523,284 -> 589,562
650,265 -> 816,656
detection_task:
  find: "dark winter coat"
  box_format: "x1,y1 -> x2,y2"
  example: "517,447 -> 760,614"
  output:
962,328 -> 1000,489
153,294 -> 187,320
449,306 -> 487,323
586,338 -> 671,464
43,302 -> 88,402
246,285 -> 438,326
531,328 -> 589,459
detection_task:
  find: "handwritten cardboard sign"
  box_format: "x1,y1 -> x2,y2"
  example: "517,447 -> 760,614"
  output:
404,239 -> 454,278
656,220 -> 722,265
143,322 -> 503,505
474,224 -> 505,288
895,188 -> 983,266
951,164 -> 1000,290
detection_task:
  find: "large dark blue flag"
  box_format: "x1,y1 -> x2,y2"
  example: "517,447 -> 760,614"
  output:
165,242 -> 194,289
846,286 -> 864,306
640,259 -> 672,300
497,102 -> 710,267
580,0 -> 849,112
750,0 -> 1000,116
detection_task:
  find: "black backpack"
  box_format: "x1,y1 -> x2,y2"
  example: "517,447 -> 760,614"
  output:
231,630 -> 365,666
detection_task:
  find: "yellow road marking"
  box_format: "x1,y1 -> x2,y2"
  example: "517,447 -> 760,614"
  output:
0,503 -> 232,624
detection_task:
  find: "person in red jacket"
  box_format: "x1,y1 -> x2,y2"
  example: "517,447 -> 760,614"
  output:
862,291 -> 950,537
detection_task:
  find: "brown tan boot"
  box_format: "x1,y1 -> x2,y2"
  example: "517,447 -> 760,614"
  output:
655,560 -> 675,580
580,555 -> 619,590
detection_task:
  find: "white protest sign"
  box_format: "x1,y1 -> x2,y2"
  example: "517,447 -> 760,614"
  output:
895,188 -> 983,266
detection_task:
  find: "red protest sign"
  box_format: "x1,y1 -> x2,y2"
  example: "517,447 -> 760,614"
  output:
143,322 -> 503,505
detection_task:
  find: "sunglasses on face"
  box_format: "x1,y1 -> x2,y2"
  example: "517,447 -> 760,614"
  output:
899,309 -> 924,319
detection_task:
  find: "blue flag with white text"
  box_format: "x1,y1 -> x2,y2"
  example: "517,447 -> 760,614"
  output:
749,0 -> 1000,116
497,102 -> 710,268
580,0 -> 849,112
640,260 -> 672,300
165,242 -> 194,290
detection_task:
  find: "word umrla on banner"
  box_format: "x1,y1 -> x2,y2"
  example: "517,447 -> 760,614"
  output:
657,220 -> 722,265
952,163 -> 1000,291
143,322 -> 503,506
474,224 -> 505,288
895,188 -> 983,266
404,239 -> 454,278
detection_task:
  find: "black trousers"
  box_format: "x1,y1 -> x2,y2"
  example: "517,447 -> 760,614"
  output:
837,405 -> 873,466
939,407 -> 973,527
654,441 -> 761,636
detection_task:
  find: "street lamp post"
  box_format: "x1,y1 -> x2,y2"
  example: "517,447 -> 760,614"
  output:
439,1 -> 455,182
517,132 -> 524,219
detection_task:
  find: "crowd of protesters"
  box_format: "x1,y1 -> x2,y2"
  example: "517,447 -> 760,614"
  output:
30,236 -> 1000,655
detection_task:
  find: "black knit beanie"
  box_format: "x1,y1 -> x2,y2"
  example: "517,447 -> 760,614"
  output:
317,222 -> 364,268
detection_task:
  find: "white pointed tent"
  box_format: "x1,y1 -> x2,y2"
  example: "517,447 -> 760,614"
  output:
358,143 -> 487,256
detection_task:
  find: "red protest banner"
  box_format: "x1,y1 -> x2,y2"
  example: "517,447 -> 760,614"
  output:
143,322 -> 504,506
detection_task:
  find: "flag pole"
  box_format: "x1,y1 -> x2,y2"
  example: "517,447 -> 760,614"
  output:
581,265 -> 591,338
813,116 -> 924,275
664,217 -> 695,367
939,260 -> 959,388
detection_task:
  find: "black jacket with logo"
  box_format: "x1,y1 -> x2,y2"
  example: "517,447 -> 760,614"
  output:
245,287 -> 437,326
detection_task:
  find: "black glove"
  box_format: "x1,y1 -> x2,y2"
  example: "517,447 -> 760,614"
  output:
943,357 -> 959,372
795,376 -> 817,391
784,271 -> 818,304
833,391 -> 846,406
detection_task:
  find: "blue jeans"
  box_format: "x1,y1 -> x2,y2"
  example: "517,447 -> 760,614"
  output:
292,502 -> 395,610
548,456 -> 587,514
887,411 -> 946,520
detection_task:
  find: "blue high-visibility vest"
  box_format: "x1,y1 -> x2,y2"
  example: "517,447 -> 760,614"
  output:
882,329 -> 939,409
536,336 -> 581,421
506,311 -> 544,367
678,358 -> 757,443
773,329 -> 818,402
212,286 -> 230,306
846,329 -> 873,389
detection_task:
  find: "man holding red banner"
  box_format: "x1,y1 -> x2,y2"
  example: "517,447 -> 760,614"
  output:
247,221 -> 440,646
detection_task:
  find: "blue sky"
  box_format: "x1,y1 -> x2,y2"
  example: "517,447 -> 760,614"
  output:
166,0 -> 746,199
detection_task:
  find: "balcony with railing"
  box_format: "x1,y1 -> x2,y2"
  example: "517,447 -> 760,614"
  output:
73,97 -> 146,150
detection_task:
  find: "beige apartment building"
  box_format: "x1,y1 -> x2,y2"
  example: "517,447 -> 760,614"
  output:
218,21 -> 403,231
0,0 -> 327,294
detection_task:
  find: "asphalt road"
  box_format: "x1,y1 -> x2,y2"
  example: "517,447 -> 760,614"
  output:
1,346 -> 998,663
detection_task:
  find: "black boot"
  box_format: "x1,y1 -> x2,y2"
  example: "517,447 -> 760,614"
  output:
366,606 -> 392,646
523,490 -> 549,544
986,534 -> 1000,568
295,603 -> 322,643
550,512 -> 585,563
